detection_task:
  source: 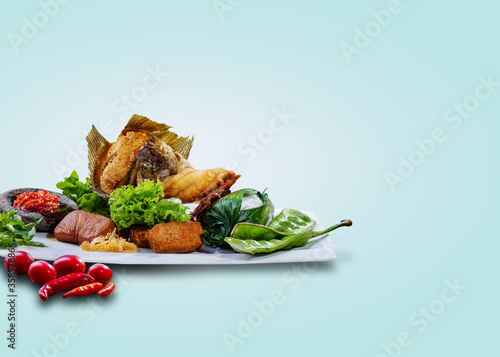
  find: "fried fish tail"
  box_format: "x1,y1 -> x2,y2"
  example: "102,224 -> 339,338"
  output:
161,168 -> 240,203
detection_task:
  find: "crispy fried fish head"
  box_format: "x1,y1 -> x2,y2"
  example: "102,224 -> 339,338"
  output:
134,140 -> 184,184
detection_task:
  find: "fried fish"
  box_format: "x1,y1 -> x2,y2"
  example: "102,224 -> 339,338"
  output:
87,114 -> 239,203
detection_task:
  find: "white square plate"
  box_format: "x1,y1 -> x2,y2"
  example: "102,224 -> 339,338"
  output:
0,210 -> 336,265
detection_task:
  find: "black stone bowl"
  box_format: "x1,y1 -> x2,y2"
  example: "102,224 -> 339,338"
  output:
0,188 -> 78,232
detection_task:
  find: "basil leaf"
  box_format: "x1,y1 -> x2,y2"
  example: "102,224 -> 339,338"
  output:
201,189 -> 275,248
0,210 -> 46,248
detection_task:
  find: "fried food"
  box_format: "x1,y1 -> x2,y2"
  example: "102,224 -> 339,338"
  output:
162,168 -> 240,203
190,178 -> 236,222
87,114 -> 194,198
54,210 -> 115,245
87,114 -> 240,203
148,222 -> 204,254
129,225 -> 151,248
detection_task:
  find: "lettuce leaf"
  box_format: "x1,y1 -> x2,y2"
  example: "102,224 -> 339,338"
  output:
109,180 -> 190,229
56,171 -> 110,217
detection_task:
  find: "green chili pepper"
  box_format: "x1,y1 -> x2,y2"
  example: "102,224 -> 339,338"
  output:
225,219 -> 352,255
230,209 -> 317,241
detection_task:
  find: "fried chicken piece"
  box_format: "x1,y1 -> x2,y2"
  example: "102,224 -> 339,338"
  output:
148,222 -> 204,254
161,168 -> 240,203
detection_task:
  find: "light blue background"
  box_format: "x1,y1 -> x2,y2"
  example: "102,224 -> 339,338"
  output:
1,1 -> 499,356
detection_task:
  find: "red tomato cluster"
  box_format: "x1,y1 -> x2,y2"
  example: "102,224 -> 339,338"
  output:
13,190 -> 60,214
3,251 -> 114,300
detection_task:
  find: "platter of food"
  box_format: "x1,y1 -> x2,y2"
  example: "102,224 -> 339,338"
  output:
0,114 -> 352,268
0,209 -> 336,265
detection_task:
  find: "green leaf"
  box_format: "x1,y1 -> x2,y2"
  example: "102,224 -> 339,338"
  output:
201,189 -> 275,248
109,180 -> 190,229
56,171 -> 110,217
225,219 -> 352,255
0,210 -> 44,248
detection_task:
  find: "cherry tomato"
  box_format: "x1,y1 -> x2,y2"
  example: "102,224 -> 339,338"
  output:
3,251 -> 34,275
53,255 -> 86,277
28,261 -> 57,285
88,264 -> 113,284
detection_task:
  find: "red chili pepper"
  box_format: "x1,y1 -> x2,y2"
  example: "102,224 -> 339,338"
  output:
98,282 -> 115,297
38,273 -> 95,301
62,282 -> 103,298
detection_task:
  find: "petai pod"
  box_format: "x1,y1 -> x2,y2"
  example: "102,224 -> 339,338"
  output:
225,219 -> 352,255
230,209 -> 317,241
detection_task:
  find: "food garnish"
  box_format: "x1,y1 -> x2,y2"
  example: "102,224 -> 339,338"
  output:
80,230 -> 138,253
225,219 -> 353,255
230,209 -> 318,240
86,114 -> 239,203
109,180 -> 190,229
62,282 -> 103,298
201,188 -> 275,248
56,171 -> 110,217
2,254 -> 120,301
38,272 -> 95,301
88,264 -> 113,284
98,282 -> 115,297
0,210 -> 45,248
53,255 -> 86,277
4,251 -> 34,275
28,261 -> 57,284
13,190 -> 59,214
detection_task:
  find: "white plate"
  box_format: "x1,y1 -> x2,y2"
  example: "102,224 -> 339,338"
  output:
0,210 -> 336,265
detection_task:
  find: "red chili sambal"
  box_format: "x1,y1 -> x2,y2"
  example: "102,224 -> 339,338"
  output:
13,191 -> 60,214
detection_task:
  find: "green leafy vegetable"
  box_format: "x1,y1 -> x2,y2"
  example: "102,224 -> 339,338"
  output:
0,210 -> 46,248
201,188 -> 275,248
109,180 -> 190,229
56,171 -> 110,217
225,219 -> 352,255
267,209 -> 317,235
230,209 -> 317,241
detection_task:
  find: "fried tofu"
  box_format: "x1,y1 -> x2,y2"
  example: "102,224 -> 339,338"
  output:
129,225 -> 151,248
148,222 -> 204,254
